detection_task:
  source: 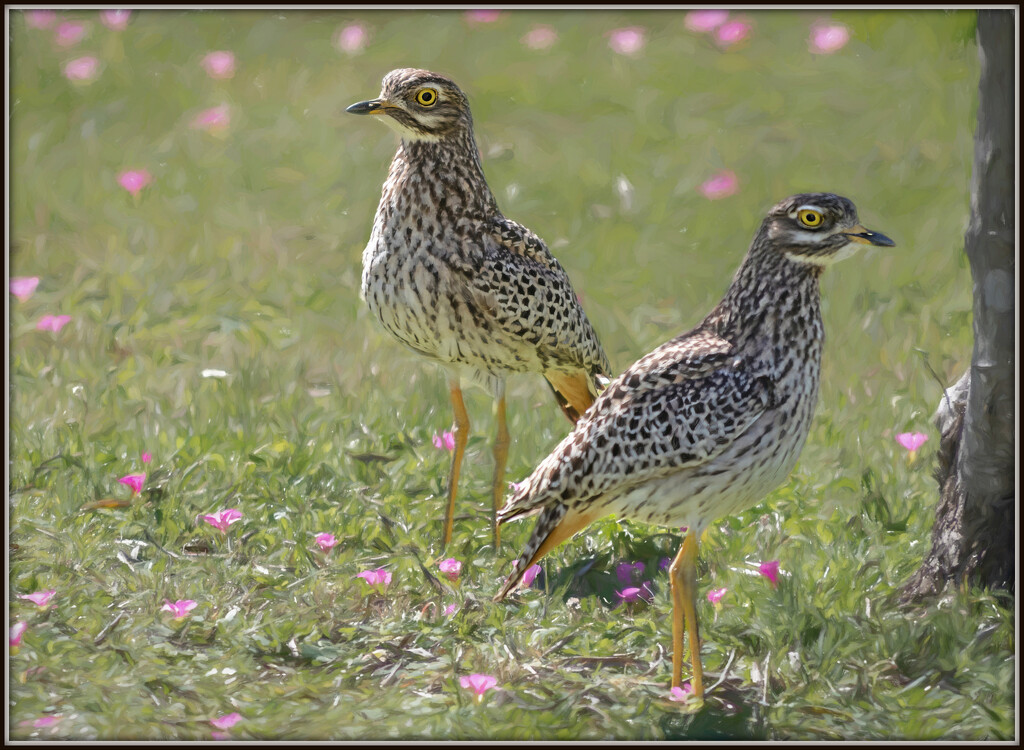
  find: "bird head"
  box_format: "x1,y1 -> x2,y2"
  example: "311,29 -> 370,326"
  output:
761,193 -> 895,266
346,68 -> 472,142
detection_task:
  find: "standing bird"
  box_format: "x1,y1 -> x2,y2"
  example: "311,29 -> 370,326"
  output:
494,193 -> 894,700
347,69 -> 611,549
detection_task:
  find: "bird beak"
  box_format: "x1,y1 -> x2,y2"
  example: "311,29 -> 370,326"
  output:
842,224 -> 895,247
346,98 -> 387,115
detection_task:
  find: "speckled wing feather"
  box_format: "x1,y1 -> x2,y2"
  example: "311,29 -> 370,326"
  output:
498,330 -> 777,522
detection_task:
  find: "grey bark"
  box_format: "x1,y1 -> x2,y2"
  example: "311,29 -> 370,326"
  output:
901,10 -> 1015,601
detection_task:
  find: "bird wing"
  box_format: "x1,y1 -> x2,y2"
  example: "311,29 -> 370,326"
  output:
498,330 -> 777,521
450,216 -> 611,376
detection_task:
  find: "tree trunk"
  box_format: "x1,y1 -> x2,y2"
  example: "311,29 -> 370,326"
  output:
901,10 -> 1015,601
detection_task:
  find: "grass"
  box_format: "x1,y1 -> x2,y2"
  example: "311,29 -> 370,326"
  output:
8,8 -> 1015,741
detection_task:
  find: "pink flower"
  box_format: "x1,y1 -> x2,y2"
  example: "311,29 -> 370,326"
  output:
439,557 -> 463,581
432,431 -> 456,451
315,532 -> 338,551
203,508 -> 243,532
707,587 -> 728,604
685,10 -> 729,33
759,560 -> 781,588
443,603 -> 459,616
10,621 -> 29,647
715,19 -> 751,47
25,10 -> 57,29
334,22 -> 368,54
100,10 -> 132,31
699,169 -> 739,200
670,682 -> 694,702
356,568 -> 392,587
460,673 -> 498,699
118,169 -> 152,197
616,561 -> 645,584
608,26 -> 646,56
809,21 -> 850,54
191,104 -> 231,133
36,315 -> 72,332
32,716 -> 61,728
521,563 -> 542,587
659,556 -> 672,572
465,10 -> 502,24
522,25 -> 558,50
210,712 -> 243,730
119,472 -> 146,494
141,452 -> 153,464
617,586 -> 643,603
55,21 -> 87,47
19,589 -> 57,608
63,56 -> 100,83
10,276 -> 40,301
896,432 -> 928,452
202,51 -> 236,79
162,599 -> 197,619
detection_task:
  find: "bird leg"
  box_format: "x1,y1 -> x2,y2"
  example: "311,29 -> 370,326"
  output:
442,380 -> 470,549
669,529 -> 704,700
490,389 -> 509,551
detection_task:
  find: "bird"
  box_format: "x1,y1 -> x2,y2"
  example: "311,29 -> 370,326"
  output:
494,192 -> 894,701
347,69 -> 611,550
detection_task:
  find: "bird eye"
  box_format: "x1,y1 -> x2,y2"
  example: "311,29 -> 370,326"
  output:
797,209 -> 824,228
415,88 -> 438,107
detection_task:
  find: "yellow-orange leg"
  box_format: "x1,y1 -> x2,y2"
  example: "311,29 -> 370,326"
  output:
489,391 -> 509,550
669,528 -> 704,699
442,381 -> 471,549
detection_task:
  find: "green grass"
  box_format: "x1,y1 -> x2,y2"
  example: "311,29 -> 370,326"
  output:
8,8 -> 1014,741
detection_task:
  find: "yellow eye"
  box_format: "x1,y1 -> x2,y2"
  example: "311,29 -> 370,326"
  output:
415,88 -> 438,107
798,209 -> 824,228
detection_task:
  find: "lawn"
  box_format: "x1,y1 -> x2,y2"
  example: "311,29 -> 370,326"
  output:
7,8 -> 1015,741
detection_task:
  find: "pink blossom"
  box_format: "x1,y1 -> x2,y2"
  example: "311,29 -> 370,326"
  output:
161,599 -> 197,619
759,560 -> 780,587
809,21 -> 850,54
356,568 -> 392,587
616,561 -> 645,584
32,716 -> 61,728
659,556 -> 672,572
432,431 -> 456,451
100,10 -> 132,31
55,21 -> 87,47
191,104 -> 231,132
617,583 -> 653,604
10,621 -> 29,647
707,587 -> 728,604
685,10 -> 729,33
25,10 -> 57,29
460,673 -> 499,698
63,56 -> 100,83
465,10 -> 502,24
443,603 -> 459,616
119,472 -> 146,494
202,51 -> 236,79
10,276 -> 40,301
715,19 -> 751,47
141,452 -> 153,464
210,712 -> 243,730
36,315 -> 72,332
334,22 -> 368,54
19,589 -> 57,608
896,432 -> 928,452
315,532 -> 338,551
608,26 -> 646,56
669,682 -> 694,702
118,169 -> 152,197
439,557 -> 463,581
699,169 -> 739,200
521,563 -> 542,587
203,508 -> 243,532
522,25 -> 558,50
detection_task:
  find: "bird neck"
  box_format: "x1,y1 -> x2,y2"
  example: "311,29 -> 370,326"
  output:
387,128 -> 500,219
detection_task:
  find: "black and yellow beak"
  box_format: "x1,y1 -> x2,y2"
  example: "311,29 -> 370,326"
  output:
346,98 -> 387,115
842,224 -> 895,247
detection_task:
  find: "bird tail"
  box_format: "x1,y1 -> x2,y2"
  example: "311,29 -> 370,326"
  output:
493,502 -> 600,601
544,369 -> 604,424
